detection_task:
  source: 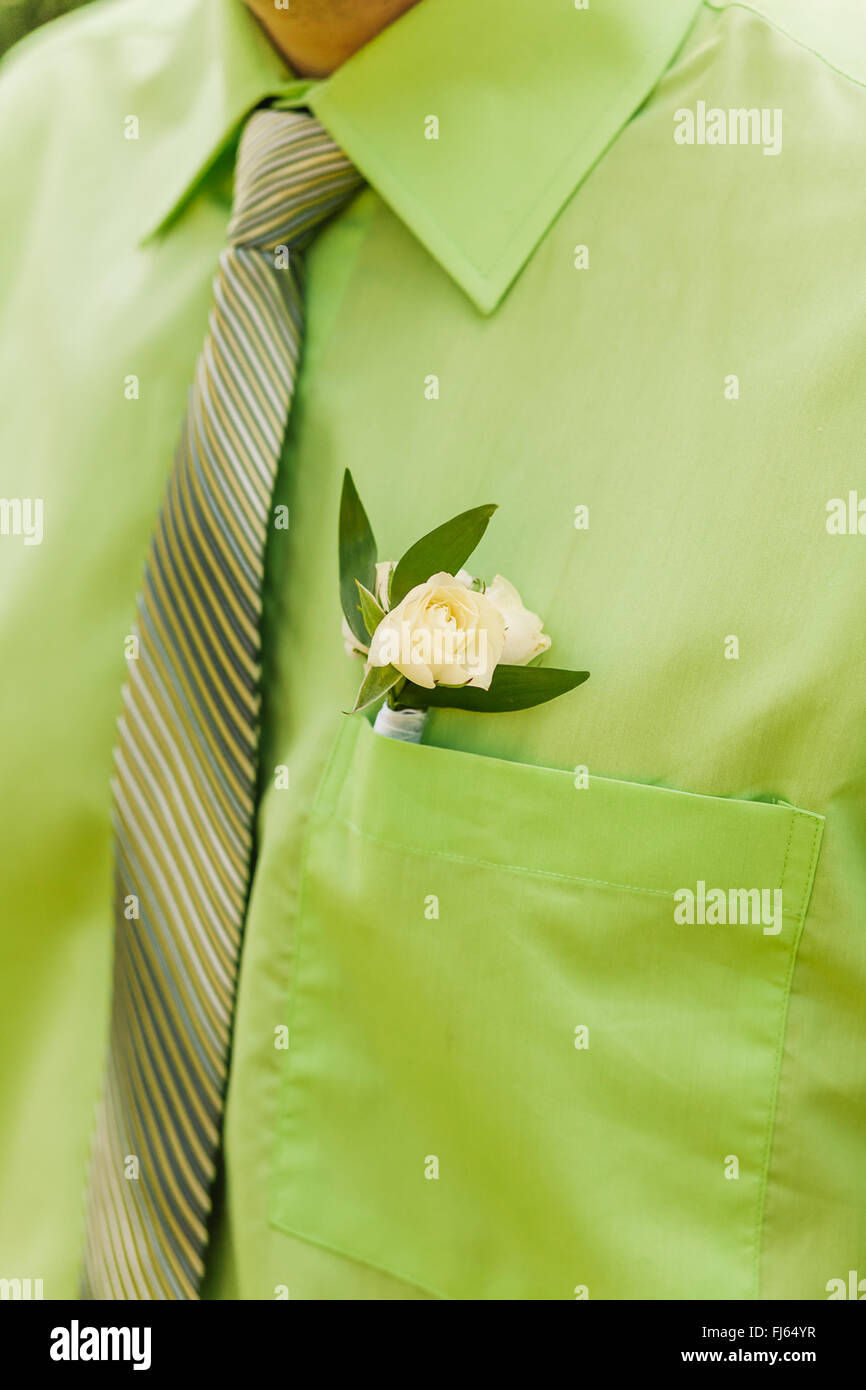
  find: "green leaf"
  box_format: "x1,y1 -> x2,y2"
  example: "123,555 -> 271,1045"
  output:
339,470 -> 377,645
394,664 -> 590,714
351,662 -> 402,714
389,503 -> 497,606
355,579 -> 385,638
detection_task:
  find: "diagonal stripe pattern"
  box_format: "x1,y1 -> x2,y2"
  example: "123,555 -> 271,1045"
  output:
82,110 -> 362,1300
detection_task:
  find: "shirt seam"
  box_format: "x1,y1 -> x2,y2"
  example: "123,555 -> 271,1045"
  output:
704,0 -> 866,94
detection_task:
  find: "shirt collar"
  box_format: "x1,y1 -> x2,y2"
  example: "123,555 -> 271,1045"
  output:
145,0 -> 702,314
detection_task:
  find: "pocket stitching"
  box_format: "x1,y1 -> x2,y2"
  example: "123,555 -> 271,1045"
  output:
328,807 -> 813,915
274,719 -> 825,1299
750,898 -> 809,1300
796,812 -> 824,924
751,809 -> 824,1298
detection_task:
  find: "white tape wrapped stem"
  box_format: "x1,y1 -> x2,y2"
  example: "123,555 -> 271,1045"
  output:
373,702 -> 427,743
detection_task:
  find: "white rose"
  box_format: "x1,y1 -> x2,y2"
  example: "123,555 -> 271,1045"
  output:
368,570 -> 506,689
484,574 -> 551,665
342,559 -> 398,657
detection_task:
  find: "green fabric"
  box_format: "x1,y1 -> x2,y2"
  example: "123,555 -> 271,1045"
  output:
271,717 -> 822,1299
0,0 -> 864,1300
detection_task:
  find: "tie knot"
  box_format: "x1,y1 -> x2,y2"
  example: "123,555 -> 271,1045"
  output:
228,108 -> 363,252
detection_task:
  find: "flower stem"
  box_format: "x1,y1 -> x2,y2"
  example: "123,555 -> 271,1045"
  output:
373,702 -> 427,743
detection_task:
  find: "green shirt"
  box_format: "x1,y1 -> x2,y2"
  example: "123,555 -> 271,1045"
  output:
1,0 -> 865,1300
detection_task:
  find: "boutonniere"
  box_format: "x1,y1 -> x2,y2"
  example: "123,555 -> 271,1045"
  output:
338,470 -> 590,742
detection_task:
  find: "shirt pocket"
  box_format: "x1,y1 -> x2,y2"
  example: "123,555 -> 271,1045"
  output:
269,714 -> 824,1300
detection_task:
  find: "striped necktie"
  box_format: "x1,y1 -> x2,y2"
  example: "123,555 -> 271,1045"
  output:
82,109 -> 363,1300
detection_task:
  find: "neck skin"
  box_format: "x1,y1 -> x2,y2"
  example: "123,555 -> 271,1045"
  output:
244,1 -> 421,78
